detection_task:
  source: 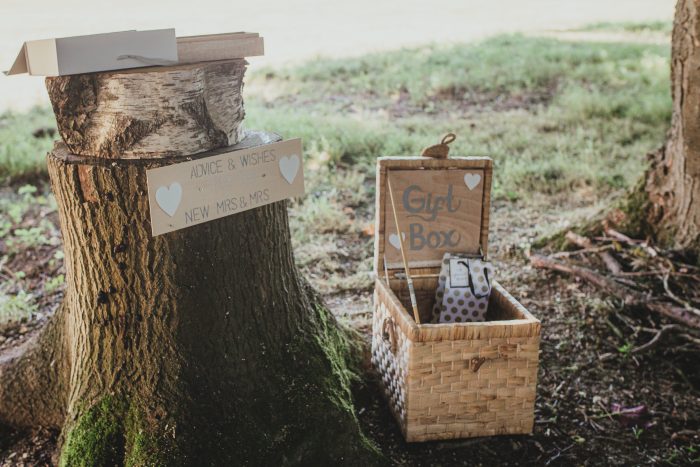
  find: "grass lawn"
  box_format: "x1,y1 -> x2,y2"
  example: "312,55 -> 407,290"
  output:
575,20 -> 673,34
0,107 -> 55,183
245,34 -> 670,213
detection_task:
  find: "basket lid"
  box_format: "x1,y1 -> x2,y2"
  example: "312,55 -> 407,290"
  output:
374,150 -> 493,274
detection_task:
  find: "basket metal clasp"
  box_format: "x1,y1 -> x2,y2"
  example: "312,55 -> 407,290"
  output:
470,356 -> 487,372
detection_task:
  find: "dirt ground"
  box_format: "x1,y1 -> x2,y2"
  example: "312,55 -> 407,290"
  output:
1,190 -> 698,466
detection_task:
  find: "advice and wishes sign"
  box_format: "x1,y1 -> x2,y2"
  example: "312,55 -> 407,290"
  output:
146,139 -> 303,236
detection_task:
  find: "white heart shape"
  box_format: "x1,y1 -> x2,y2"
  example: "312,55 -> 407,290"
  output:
279,154 -> 300,184
388,232 -> 406,250
155,182 -> 182,217
464,173 -> 481,190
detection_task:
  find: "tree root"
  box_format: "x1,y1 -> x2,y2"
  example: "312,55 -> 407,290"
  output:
0,306 -> 67,429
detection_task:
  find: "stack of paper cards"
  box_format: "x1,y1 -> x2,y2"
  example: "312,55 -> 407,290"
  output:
6,29 -> 264,76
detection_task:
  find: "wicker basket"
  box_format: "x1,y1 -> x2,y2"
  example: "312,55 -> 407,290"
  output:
371,154 -> 541,442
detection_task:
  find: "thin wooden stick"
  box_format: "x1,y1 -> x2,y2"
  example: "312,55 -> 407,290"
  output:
383,254 -> 390,283
603,228 -> 658,257
395,273 -> 440,279
614,270 -> 697,277
600,324 -> 687,361
387,175 -> 421,324
551,244 -> 613,259
633,325 -> 684,353
565,231 -> 623,275
662,270 -> 700,317
527,252 -> 700,329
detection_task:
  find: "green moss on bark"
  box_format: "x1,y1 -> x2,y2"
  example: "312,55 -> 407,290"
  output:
613,178 -> 655,241
312,304 -> 383,464
59,397 -> 178,467
124,404 -> 179,467
314,303 -> 361,410
59,397 -> 127,467
268,286 -> 383,465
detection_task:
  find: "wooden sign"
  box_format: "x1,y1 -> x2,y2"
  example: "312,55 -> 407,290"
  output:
147,139 -> 303,236
383,169 -> 485,268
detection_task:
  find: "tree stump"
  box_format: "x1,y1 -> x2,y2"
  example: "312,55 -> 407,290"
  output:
1,69 -> 381,463
45,60 -> 247,159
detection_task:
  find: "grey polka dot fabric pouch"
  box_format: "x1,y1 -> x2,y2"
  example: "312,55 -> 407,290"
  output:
431,253 -> 494,324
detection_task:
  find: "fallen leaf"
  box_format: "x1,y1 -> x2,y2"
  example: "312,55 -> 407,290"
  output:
611,403 -> 650,428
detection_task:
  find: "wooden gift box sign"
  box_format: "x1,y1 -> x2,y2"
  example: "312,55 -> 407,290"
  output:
371,154 -> 541,442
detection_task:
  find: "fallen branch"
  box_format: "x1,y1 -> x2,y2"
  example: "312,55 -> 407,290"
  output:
599,324 -> 696,361
615,270 -> 697,277
528,253 -> 636,302
645,302 -> 700,330
680,333 -> 700,346
604,228 -> 657,257
632,324 -> 682,354
551,244 -> 613,259
662,271 -> 700,317
566,231 -> 623,275
527,253 -> 700,329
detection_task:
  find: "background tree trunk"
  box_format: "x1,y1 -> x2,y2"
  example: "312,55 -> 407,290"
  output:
45,60 -> 247,159
0,131 -> 379,465
642,0 -> 700,252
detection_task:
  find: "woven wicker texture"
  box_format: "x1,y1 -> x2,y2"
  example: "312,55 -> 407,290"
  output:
371,299 -> 410,429
372,278 -> 540,442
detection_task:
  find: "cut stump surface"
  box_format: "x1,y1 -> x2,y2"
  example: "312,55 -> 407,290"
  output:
45,60 -> 247,159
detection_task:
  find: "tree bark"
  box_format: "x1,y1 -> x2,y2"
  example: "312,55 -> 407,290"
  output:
0,133 -> 379,465
642,0 -> 700,252
45,60 -> 247,159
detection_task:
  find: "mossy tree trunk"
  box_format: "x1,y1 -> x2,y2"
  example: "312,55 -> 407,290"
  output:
633,0 -> 700,253
0,134 -> 379,465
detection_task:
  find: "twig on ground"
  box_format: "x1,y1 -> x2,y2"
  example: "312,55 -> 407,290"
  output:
527,252 -> 700,329
680,333 -> 700,346
566,231 -> 623,275
587,405 -> 651,420
615,270 -> 697,277
551,244 -> 613,259
528,253 -> 636,301
603,228 -> 658,257
596,400 -> 615,422
600,322 -> 700,360
631,324 -> 682,354
545,443 -> 575,466
605,318 -> 625,339
661,269 -> 700,317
